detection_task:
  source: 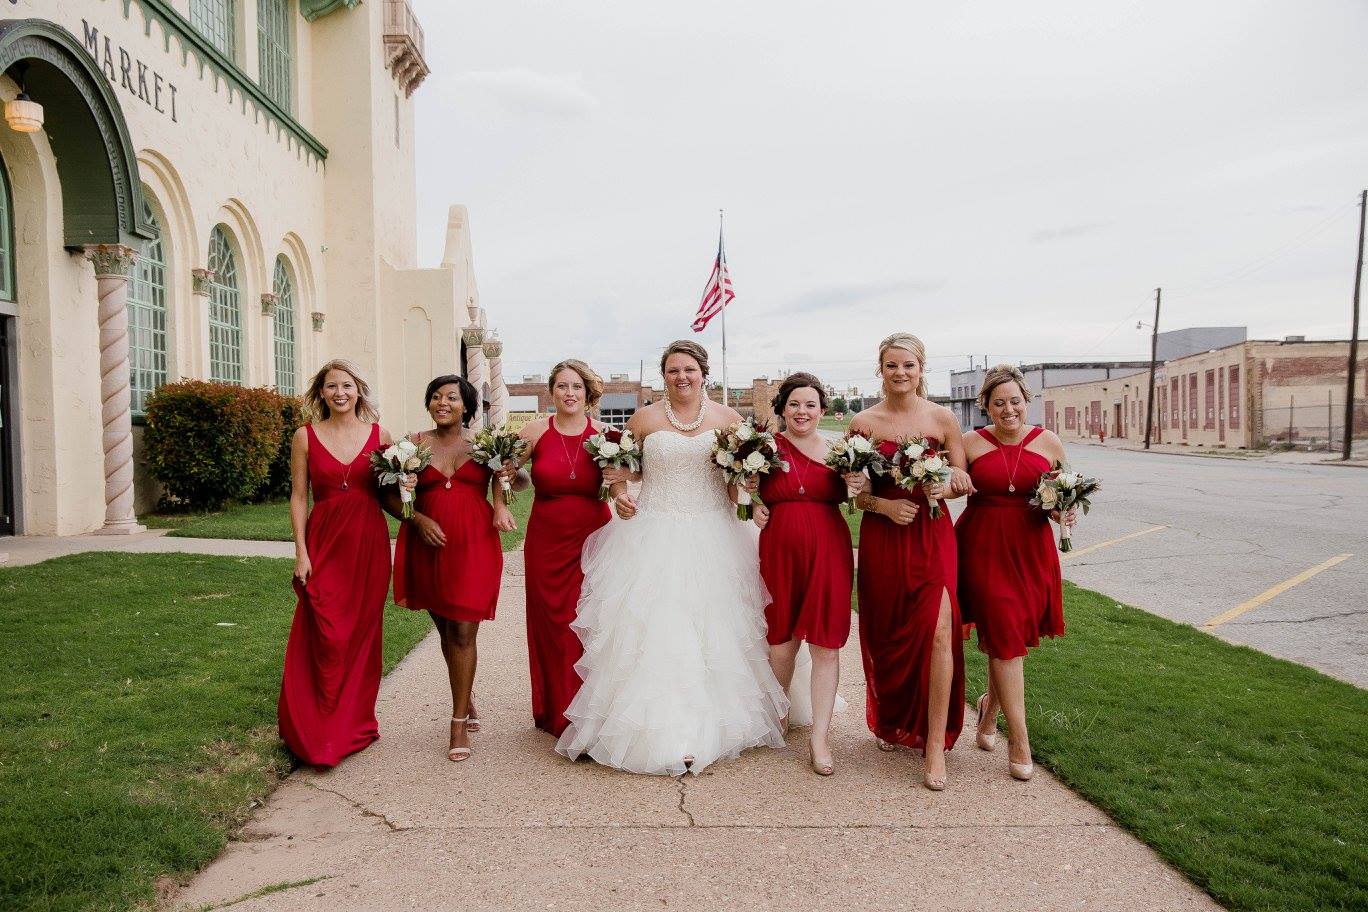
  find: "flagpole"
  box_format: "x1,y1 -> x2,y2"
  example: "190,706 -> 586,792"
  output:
719,209 -> 728,408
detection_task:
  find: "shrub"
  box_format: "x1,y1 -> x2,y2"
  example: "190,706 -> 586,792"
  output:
251,392 -> 307,502
144,381 -> 285,510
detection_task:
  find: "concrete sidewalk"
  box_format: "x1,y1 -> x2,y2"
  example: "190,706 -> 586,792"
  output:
169,551 -> 1218,912
0,529 -> 295,566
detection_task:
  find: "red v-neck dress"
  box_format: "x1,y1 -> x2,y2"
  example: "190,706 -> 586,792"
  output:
856,437 -> 965,753
757,434 -> 853,649
393,457 -> 502,622
524,418 -> 611,736
955,426 -> 1064,660
279,423 -> 390,769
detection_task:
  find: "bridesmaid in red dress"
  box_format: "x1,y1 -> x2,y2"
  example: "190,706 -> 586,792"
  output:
846,333 -> 971,791
753,372 -> 854,776
280,359 -> 398,769
956,364 -> 1075,781
392,374 -> 515,761
515,360 -> 612,737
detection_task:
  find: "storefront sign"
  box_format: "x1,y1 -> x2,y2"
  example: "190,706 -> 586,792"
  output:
80,19 -> 179,122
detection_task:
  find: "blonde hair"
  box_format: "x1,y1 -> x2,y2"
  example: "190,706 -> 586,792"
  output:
548,359 -> 605,409
659,339 -> 710,377
876,332 -> 929,398
977,363 -> 1033,411
305,359 -> 380,423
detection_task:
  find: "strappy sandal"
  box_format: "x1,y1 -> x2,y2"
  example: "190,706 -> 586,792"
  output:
466,700 -> 481,733
447,716 -> 472,762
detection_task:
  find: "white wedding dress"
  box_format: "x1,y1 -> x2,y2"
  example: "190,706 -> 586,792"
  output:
555,430 -> 790,775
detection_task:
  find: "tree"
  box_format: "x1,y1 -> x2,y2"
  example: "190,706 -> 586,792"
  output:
831,396 -> 847,414
848,398 -> 864,414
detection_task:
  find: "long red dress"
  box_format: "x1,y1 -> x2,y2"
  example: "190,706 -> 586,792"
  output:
955,426 -> 1064,659
279,423 -> 391,769
524,418 -> 611,735
856,438 -> 965,753
393,459 -> 502,621
758,434 -> 853,649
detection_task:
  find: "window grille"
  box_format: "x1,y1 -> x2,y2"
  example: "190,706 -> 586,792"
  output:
272,257 -> 297,395
129,207 -> 168,413
190,0 -> 235,57
207,226 -> 243,384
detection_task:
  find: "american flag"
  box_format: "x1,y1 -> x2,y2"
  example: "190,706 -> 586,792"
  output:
691,234 -> 735,332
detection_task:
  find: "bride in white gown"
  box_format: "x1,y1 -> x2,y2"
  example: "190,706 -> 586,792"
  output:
555,340 -> 790,775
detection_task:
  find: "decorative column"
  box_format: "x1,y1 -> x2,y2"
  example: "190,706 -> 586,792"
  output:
85,244 -> 146,535
483,336 -> 507,427
462,327 -> 487,425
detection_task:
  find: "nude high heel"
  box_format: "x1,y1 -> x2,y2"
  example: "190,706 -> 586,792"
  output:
975,693 -> 998,752
447,716 -> 472,762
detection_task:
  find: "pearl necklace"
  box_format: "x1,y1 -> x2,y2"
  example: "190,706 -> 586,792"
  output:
665,395 -> 707,432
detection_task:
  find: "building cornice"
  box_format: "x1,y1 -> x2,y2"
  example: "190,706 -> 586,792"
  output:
125,0 -> 329,163
300,0 -> 363,22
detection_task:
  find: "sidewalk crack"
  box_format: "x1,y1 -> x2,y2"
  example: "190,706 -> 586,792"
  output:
303,781 -> 409,832
676,777 -> 696,827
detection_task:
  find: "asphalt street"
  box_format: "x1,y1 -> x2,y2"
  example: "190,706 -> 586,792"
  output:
996,446 -> 1367,687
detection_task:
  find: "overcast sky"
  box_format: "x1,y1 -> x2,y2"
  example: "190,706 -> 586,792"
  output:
413,0 -> 1368,396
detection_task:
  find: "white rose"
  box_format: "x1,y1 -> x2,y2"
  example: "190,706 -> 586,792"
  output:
382,445 -> 400,462
598,441 -> 621,458
904,442 -> 926,460
1039,487 -> 1059,509
923,454 -> 946,472
848,435 -> 872,453
1058,473 -> 1077,489
911,463 -> 927,479
403,455 -> 421,471
715,449 -> 733,467
736,423 -> 755,441
620,431 -> 635,447
396,439 -> 417,456
743,451 -> 767,473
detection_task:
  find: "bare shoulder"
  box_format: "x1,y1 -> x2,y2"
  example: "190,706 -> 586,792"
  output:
712,401 -> 743,426
377,425 -> 394,446
930,401 -> 960,430
962,429 -> 991,459
627,403 -> 663,436
1034,428 -> 1068,463
589,417 -> 608,432
848,402 -> 883,435
521,417 -> 548,446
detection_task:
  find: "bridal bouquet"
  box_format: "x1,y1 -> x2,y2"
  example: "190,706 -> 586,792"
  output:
888,435 -> 954,519
711,418 -> 789,520
470,425 -> 529,504
584,427 -> 642,500
369,434 -> 432,519
824,430 -> 885,513
1029,462 -> 1101,552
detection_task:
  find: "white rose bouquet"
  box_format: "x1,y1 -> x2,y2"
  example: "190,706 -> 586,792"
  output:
369,434 -> 432,518
888,435 -> 954,519
583,426 -> 643,500
470,425 -> 530,505
824,429 -> 886,514
710,418 -> 789,520
1029,462 -> 1101,552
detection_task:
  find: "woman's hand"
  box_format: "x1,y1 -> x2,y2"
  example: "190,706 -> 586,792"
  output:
495,462 -> 519,487
1050,507 -> 1078,528
493,506 -> 517,533
293,553 -> 312,584
752,503 -> 771,530
881,499 -> 920,526
843,472 -> 870,499
741,475 -> 761,495
601,465 -> 633,487
412,513 -> 447,547
949,467 -> 974,496
614,489 -> 638,520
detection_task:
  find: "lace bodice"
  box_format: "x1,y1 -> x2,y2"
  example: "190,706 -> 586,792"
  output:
636,430 -> 732,516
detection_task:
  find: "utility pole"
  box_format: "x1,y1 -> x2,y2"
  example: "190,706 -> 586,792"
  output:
1343,189 -> 1365,460
1144,287 -> 1161,449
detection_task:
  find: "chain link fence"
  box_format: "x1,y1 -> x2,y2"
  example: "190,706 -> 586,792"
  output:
1254,397 -> 1368,451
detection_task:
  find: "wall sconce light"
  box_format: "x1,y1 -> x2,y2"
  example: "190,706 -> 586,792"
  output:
5,64 -> 43,133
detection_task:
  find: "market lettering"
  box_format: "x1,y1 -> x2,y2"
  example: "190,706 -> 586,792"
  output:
81,19 -> 178,123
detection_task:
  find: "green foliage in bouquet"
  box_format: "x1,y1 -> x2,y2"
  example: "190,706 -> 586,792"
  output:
143,381 -> 285,510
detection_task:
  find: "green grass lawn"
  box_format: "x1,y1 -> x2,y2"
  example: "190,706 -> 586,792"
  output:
143,494 -> 534,551
0,552 -> 434,912
961,581 -> 1367,912
818,415 -> 849,433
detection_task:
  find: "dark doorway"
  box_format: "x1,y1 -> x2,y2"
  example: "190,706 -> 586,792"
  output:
0,316 -> 15,535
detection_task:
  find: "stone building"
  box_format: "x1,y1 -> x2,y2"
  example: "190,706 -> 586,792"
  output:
0,0 -> 506,536
1042,339 -> 1367,448
949,361 -> 1152,432
505,373 -> 652,427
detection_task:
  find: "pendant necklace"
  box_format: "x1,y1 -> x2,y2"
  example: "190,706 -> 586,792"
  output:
554,417 -> 583,479
999,431 -> 1026,492
665,396 -> 707,432
786,436 -> 811,495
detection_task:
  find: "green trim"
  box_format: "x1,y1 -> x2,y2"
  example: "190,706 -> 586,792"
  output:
127,0 -> 328,162
299,0 -> 362,23
0,18 -> 156,247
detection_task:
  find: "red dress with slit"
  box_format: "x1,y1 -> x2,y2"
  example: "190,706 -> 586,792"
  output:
757,434 -> 853,649
524,418 -> 612,735
856,438 -> 965,752
955,426 -> 1064,660
279,423 -> 390,769
394,459 -> 502,622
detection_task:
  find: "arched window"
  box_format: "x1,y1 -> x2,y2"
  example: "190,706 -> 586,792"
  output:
272,256 -> 297,395
207,226 -> 242,384
0,150 -> 13,303
128,204 -> 167,413
258,0 -> 293,111
191,0 -> 236,58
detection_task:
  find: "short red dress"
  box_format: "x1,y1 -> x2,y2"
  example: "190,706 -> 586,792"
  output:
955,426 -> 1064,660
758,434 -> 853,649
524,419 -> 611,736
393,457 -> 502,622
279,423 -> 391,769
856,438 -> 965,753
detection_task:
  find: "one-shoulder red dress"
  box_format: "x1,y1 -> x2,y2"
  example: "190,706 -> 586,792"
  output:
393,458 -> 502,622
856,438 -> 965,753
524,418 -> 612,735
955,426 -> 1064,659
279,423 -> 391,769
758,434 -> 853,649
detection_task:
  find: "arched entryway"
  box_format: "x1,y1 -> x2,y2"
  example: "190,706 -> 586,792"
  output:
0,18 -> 154,535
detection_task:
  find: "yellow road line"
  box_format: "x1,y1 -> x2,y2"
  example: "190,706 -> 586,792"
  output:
1201,554 -> 1354,629
1061,524 -> 1167,560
